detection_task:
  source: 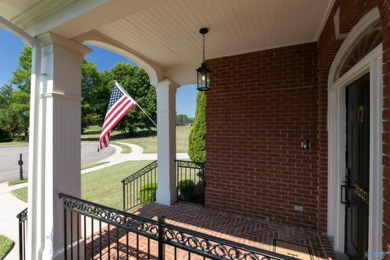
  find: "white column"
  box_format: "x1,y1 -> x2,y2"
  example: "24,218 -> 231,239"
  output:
154,80 -> 177,205
27,33 -> 90,260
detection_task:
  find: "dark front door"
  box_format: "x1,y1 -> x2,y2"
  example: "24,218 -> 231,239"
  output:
345,74 -> 369,259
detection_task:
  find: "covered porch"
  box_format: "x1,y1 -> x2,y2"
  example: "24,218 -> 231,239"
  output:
1,0 -> 390,259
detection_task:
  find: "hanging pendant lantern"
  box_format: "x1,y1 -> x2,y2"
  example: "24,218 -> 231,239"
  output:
196,27 -> 211,91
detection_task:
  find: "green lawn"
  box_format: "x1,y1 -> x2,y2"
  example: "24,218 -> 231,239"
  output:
0,235 -> 14,259
8,179 -> 28,186
12,160 -> 152,210
82,160 -> 151,209
11,187 -> 28,202
111,142 -> 132,153
0,141 -> 28,147
81,161 -> 108,170
82,125 -> 191,153
1,125 -> 190,153
8,125 -> 191,209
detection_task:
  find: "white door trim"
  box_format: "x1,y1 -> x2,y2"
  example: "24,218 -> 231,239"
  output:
327,7 -> 383,254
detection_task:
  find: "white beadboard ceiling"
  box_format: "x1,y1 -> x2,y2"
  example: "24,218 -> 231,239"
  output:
0,0 -> 334,85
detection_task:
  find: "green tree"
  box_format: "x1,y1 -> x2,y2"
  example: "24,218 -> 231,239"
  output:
0,46 -> 32,138
0,84 -> 12,108
176,114 -> 192,126
9,90 -> 30,137
0,87 -> 30,138
188,92 -> 206,163
81,60 -> 101,131
11,47 -> 32,93
0,85 -> 13,138
98,63 -> 156,134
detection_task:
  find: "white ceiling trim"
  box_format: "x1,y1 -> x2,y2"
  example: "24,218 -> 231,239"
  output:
0,0 -> 335,86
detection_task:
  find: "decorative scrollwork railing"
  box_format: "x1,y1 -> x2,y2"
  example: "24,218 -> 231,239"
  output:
162,222 -> 290,260
121,160 -> 158,211
61,193 -> 159,238
59,193 -> 292,260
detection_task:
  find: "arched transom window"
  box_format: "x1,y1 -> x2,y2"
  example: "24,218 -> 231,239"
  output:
335,20 -> 382,80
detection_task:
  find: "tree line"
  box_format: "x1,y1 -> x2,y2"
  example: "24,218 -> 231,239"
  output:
0,46 -> 158,141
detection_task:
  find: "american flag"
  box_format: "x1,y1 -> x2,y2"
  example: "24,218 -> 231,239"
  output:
98,82 -> 136,151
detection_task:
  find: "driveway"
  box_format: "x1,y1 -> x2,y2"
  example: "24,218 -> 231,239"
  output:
0,143 -> 115,183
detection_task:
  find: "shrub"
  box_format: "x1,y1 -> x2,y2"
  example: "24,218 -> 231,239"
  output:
140,183 -> 157,205
188,92 -> 206,163
178,179 -> 195,193
0,128 -> 12,142
178,179 -> 195,201
13,135 -> 27,142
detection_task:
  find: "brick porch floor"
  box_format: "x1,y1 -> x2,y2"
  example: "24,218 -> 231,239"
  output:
82,201 -> 336,259
133,202 -> 336,260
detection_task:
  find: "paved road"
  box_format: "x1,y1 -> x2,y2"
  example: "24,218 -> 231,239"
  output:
0,143 -> 115,183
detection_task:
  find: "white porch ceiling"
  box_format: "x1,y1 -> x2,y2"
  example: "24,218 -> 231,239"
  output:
0,0 -> 334,86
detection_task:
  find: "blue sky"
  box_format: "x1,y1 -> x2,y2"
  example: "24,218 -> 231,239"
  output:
0,29 -> 196,117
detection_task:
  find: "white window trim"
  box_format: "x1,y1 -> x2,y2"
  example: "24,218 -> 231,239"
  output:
327,7 -> 383,254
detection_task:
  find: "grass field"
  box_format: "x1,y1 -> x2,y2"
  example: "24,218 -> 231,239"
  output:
0,235 -> 14,260
8,179 -> 28,186
82,160 -> 151,209
8,125 -> 191,208
11,187 -> 28,202
0,141 -> 28,147
81,161 -> 108,170
81,125 -> 191,153
1,125 -> 191,153
12,160 -> 152,210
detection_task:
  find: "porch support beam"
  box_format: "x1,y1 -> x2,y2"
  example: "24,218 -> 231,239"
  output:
27,32 -> 90,260
154,79 -> 178,205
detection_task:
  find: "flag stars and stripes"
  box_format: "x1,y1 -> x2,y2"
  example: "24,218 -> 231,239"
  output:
98,82 -> 136,151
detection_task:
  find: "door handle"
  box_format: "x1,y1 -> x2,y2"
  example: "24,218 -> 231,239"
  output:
341,185 -> 350,206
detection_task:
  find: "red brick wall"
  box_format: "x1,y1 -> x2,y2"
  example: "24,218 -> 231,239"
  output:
205,0 -> 390,239
205,43 -> 319,229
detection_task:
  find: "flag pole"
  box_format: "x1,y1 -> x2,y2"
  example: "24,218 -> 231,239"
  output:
115,81 -> 157,127
134,102 -> 157,127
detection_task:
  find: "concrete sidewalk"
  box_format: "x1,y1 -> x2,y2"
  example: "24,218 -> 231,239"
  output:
0,142 -> 189,259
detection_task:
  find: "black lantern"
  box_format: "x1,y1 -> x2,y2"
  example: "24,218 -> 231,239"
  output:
196,27 -> 211,91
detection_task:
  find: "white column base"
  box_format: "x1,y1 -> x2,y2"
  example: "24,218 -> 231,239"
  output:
156,187 -> 177,205
42,248 -> 64,260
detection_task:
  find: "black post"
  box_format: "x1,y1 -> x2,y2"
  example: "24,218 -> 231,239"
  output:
18,217 -> 23,260
123,182 -> 126,211
158,215 -> 165,260
18,154 -> 23,180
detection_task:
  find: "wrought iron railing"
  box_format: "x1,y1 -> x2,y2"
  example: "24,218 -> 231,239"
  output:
17,207 -> 28,260
121,160 -> 158,211
176,160 -> 205,205
122,160 -> 206,211
60,193 -> 292,260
